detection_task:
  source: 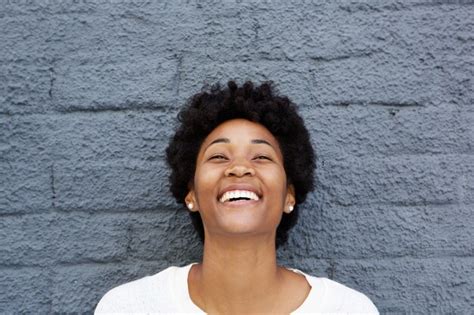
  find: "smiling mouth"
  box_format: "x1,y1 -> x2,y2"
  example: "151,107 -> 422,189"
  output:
219,190 -> 260,203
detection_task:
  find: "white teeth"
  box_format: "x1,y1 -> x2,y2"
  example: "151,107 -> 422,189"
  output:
219,190 -> 259,203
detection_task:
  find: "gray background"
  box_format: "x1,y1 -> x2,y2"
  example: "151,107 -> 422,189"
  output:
1,0 -> 473,313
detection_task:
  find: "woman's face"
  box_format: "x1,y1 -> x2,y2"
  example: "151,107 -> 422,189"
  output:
185,118 -> 295,241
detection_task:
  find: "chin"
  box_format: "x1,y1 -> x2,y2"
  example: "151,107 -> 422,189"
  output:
212,219 -> 278,239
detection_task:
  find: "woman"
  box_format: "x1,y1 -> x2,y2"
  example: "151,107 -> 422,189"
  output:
95,81 -> 378,314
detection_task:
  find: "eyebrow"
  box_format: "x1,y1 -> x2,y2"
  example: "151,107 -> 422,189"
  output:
251,139 -> 273,147
207,138 -> 230,148
206,138 -> 274,149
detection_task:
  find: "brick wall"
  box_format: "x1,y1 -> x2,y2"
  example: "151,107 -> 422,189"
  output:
1,0 -> 473,313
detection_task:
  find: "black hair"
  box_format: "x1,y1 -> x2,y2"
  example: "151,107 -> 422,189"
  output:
166,80 -> 315,247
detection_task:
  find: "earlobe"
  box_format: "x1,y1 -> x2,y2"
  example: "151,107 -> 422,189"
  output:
284,184 -> 296,214
185,190 -> 199,212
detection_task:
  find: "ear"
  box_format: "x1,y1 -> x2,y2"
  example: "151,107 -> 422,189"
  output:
185,189 -> 199,212
284,184 -> 296,214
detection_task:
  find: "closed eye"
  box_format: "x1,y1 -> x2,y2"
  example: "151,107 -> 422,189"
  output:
209,154 -> 228,161
253,155 -> 272,161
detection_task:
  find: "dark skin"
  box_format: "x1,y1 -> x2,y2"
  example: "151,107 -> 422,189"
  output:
185,119 -> 311,314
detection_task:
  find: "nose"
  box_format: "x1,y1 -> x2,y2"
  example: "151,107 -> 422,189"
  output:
224,159 -> 255,177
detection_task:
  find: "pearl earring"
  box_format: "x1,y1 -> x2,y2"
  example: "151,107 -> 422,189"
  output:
187,202 -> 193,210
288,205 -> 294,212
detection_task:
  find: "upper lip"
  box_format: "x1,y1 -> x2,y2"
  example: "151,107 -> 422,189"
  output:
217,184 -> 262,200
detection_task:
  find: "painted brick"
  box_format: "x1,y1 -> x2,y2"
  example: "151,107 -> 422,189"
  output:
177,4 -> 474,106
2,2 -> 471,113
178,59 -> 314,110
317,203 -> 474,259
0,8 -> 169,63
0,12 -> 178,114
0,268 -> 51,313
0,62 -> 53,114
0,161 -> 52,214
0,215 -> 52,266
53,57 -> 178,111
54,160 -> 172,211
318,154 -> 469,206
49,110 -> 174,162
334,257 -> 474,314
126,209 -> 203,262
0,213 -> 128,266
1,1 -> 106,17
52,212 -> 130,264
306,106 -> 474,157
460,158 -> 474,203
303,2 -> 474,107
0,110 -> 174,164
0,15 -> 53,63
0,115 -> 52,163
178,55 -> 469,111
308,55 -> 458,107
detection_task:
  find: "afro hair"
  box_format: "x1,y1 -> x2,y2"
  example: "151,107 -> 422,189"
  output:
166,80 -> 316,247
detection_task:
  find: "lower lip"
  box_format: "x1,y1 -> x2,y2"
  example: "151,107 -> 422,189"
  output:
219,199 -> 260,207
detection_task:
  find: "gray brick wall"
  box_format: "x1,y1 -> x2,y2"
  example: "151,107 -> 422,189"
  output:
1,0 -> 473,313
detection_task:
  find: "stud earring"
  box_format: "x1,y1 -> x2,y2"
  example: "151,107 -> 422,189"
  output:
288,205 -> 294,212
187,202 -> 194,210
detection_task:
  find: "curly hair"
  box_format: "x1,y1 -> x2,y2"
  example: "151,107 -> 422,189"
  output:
165,80 -> 316,247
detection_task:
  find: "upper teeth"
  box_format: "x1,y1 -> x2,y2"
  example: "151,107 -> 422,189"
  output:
219,190 -> 259,203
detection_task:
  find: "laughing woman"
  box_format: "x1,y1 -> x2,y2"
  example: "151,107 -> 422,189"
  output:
95,81 -> 378,314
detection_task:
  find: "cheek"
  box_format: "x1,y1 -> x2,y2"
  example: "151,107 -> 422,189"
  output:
262,168 -> 288,196
268,166 -> 287,183
193,166 -> 220,199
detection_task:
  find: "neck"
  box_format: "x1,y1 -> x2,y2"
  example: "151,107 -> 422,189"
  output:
191,234 -> 284,314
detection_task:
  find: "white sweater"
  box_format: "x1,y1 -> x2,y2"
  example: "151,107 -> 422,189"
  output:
95,264 -> 378,314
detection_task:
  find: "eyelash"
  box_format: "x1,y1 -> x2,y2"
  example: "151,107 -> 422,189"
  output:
208,154 -> 272,161
209,154 -> 228,160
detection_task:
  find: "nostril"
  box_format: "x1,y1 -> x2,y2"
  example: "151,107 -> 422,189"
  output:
225,163 -> 254,177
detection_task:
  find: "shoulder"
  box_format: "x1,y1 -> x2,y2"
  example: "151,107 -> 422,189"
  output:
94,266 -> 183,314
306,275 -> 379,314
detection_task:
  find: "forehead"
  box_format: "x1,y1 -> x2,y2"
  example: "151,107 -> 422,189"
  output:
202,119 -> 278,145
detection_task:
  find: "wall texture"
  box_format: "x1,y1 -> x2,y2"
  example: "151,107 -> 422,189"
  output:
1,0 -> 473,313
